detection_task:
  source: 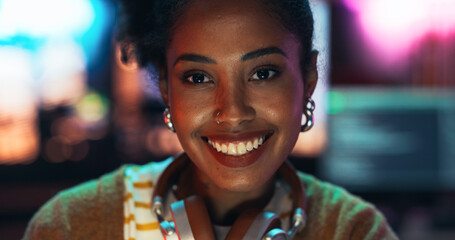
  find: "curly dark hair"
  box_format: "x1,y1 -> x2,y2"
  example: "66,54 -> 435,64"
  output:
116,0 -> 314,79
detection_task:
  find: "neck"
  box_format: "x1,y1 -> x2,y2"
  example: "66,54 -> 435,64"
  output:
176,162 -> 276,225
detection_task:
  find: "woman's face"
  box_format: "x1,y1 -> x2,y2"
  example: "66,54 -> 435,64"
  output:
161,0 -> 316,193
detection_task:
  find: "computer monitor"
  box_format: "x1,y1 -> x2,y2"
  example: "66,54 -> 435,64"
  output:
322,87 -> 455,191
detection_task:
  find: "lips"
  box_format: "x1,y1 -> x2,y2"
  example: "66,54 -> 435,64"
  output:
202,130 -> 273,168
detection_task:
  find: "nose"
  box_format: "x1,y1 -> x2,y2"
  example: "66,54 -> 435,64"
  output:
214,82 -> 255,127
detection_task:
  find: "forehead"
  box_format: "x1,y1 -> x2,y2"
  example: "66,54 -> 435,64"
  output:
167,0 -> 299,62
177,0 -> 275,25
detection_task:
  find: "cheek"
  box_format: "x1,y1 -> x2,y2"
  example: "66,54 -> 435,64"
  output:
168,81 -> 213,136
263,78 -> 304,128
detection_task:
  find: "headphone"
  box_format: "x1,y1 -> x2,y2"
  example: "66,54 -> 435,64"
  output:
152,154 -> 307,240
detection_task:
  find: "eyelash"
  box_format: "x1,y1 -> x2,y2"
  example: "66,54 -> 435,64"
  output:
182,66 -> 281,84
249,68 -> 280,81
183,72 -> 213,84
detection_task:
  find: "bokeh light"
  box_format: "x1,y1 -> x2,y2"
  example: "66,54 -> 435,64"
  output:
0,0 -> 111,164
0,47 -> 38,164
38,40 -> 87,109
0,0 -> 95,38
74,91 -> 109,126
343,0 -> 455,63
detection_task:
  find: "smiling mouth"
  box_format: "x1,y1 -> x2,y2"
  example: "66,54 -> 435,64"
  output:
202,132 -> 273,157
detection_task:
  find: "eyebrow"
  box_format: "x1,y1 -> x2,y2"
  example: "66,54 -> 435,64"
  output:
241,47 -> 287,61
173,54 -> 216,66
173,46 -> 287,66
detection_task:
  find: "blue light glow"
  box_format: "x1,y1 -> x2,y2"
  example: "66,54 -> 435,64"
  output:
0,0 -> 111,65
78,0 -> 112,66
0,0 -> 95,38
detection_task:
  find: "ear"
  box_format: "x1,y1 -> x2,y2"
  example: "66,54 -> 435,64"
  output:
158,65 -> 170,106
304,50 -> 319,98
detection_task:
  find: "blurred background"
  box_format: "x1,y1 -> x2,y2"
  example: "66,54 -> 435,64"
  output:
0,0 -> 454,239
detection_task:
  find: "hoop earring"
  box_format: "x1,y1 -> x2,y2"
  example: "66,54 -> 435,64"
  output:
301,97 -> 315,132
163,107 -> 175,132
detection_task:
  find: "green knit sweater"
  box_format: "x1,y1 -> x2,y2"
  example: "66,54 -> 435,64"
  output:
23,162 -> 398,240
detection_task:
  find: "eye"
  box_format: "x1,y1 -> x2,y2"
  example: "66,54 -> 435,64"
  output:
251,69 -> 278,80
184,73 -> 211,84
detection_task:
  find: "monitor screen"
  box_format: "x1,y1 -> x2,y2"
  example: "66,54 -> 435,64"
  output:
322,87 -> 455,191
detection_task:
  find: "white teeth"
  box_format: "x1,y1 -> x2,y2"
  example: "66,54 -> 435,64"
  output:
215,142 -> 221,152
228,143 -> 237,155
246,141 -> 253,151
238,142 -> 246,154
207,135 -> 268,156
221,144 -> 228,153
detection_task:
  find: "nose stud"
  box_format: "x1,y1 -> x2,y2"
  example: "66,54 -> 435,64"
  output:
216,111 -> 222,125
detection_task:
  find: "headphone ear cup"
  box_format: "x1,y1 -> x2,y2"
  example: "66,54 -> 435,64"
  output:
184,196 -> 216,240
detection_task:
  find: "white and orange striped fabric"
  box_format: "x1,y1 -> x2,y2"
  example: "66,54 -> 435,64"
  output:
123,156 -> 293,240
123,158 -> 173,240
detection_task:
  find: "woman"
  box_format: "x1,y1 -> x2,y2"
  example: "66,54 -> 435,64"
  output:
24,0 -> 398,239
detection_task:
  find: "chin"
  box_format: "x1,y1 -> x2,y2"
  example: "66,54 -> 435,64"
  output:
211,163 -> 278,193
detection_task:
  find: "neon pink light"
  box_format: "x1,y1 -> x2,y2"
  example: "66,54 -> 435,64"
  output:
343,0 -> 455,62
342,0 -> 364,12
